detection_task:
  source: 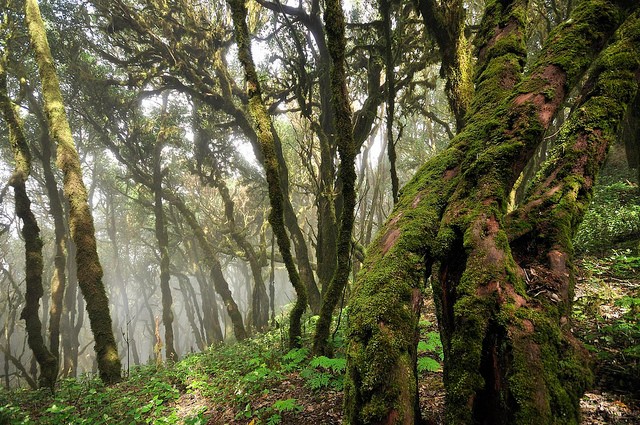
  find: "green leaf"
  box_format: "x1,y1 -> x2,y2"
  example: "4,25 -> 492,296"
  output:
417,356 -> 442,373
272,398 -> 303,413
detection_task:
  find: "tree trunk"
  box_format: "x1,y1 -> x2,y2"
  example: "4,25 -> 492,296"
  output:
313,0 -> 357,356
153,92 -> 178,362
25,0 -> 121,384
175,273 -> 205,351
417,0 -> 472,132
187,239 -> 224,344
0,56 -> 58,389
228,0 -> 307,348
381,0 -> 399,203
170,199 -> 246,341
344,1 -> 639,423
24,88 -> 68,371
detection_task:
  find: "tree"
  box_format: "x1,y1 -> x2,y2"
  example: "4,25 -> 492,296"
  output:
25,0 -> 121,384
0,45 -> 58,390
152,92 -> 178,362
312,0 -> 357,356
227,0 -> 308,348
344,0 -> 640,423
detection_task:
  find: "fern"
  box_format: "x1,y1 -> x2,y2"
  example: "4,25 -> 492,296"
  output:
417,356 -> 442,373
309,356 -> 346,373
271,398 -> 303,413
301,369 -> 331,390
282,348 -> 309,372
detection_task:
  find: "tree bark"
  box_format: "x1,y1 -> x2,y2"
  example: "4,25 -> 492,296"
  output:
380,0 -> 399,203
228,0 -> 307,348
417,0 -> 472,132
313,0 -> 357,357
344,1 -> 639,423
25,0 -> 121,384
0,55 -> 58,389
153,92 -> 178,362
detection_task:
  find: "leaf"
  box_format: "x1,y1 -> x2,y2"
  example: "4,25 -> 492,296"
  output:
417,356 -> 442,373
272,398 -> 303,413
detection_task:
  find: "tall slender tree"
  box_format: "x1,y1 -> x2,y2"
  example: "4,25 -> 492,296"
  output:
227,0 -> 308,348
0,49 -> 58,390
153,92 -> 178,362
312,0 -> 358,356
25,0 -> 121,384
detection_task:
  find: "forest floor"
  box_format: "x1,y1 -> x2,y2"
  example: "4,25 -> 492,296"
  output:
176,254 -> 640,425
0,255 -> 638,425
196,255 -> 640,425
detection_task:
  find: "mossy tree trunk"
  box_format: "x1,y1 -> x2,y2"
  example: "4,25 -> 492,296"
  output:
0,54 -> 58,390
25,0 -> 121,384
344,1 -> 640,423
23,88 -> 68,368
153,92 -> 178,362
228,0 -> 307,348
417,0 -> 472,132
380,0 -> 400,203
312,0 -> 357,357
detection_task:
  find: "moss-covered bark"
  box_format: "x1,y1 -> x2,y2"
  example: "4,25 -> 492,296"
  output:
0,55 -> 58,390
345,0 -> 638,423
312,0 -> 357,356
25,0 -> 121,384
380,0 -> 400,203
22,87 -> 69,365
38,114 -> 67,367
227,0 -> 307,348
417,0 -> 473,132
501,17 -> 640,422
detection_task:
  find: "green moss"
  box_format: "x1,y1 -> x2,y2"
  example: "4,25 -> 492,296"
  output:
26,0 -> 121,384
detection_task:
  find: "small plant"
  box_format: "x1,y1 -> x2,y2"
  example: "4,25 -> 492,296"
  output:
235,402 -> 254,420
0,403 -> 28,424
271,398 -> 303,413
281,348 -> 309,372
301,356 -> 346,390
417,331 -> 443,373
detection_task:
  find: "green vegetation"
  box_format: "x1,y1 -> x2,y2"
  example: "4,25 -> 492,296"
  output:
574,252 -> 640,392
0,310 -> 449,424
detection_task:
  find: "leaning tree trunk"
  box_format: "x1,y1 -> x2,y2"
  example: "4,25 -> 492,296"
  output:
417,0 -> 472,132
344,0 -> 640,424
0,55 -> 58,389
228,0 -> 307,348
192,109 -> 270,332
25,0 -> 121,384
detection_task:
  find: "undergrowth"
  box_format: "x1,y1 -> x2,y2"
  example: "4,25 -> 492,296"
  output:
0,308 -> 445,424
574,252 -> 640,393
